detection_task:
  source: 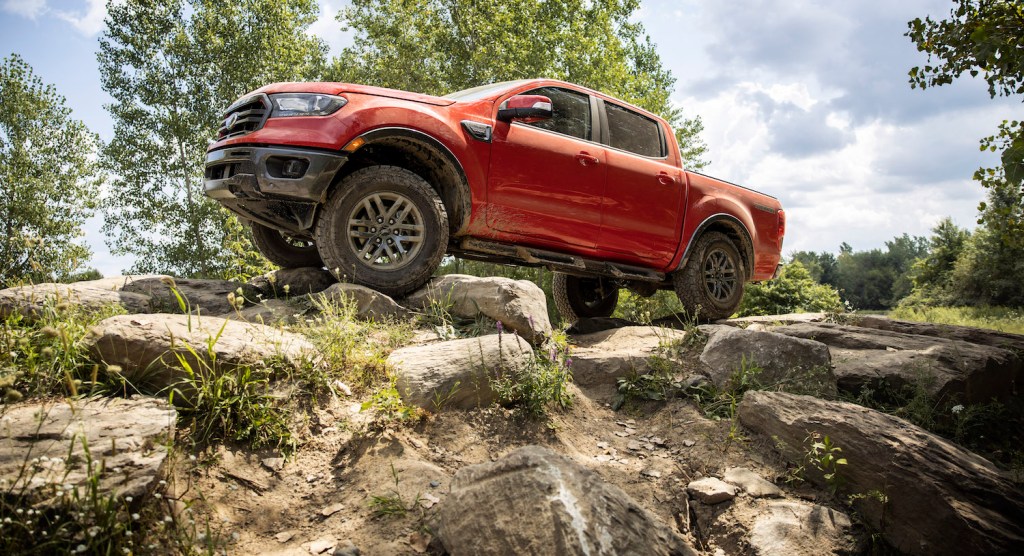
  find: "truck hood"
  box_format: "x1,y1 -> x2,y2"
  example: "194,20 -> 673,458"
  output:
251,82 -> 456,107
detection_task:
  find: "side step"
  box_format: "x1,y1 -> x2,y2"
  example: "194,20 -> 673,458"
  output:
454,238 -> 667,283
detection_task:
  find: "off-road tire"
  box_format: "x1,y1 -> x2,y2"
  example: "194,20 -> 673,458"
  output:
315,165 -> 448,297
673,231 -> 744,321
250,222 -> 324,268
552,272 -> 619,324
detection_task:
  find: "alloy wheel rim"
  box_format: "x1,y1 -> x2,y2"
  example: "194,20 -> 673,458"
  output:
346,192 -> 425,270
703,248 -> 737,302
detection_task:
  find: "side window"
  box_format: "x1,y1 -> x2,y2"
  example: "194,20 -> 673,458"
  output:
605,102 -> 664,157
522,87 -> 592,141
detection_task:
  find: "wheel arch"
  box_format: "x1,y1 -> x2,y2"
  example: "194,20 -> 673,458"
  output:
677,214 -> 755,280
330,127 -> 471,236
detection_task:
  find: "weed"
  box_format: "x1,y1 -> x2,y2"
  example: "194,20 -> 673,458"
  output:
361,380 -> 423,425
805,433 -> 847,495
369,463 -> 425,519
491,327 -> 574,416
889,305 -> 1024,335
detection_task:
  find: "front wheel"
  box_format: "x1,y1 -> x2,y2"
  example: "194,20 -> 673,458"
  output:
315,165 -> 448,297
250,222 -> 324,268
552,272 -> 619,324
673,231 -> 744,320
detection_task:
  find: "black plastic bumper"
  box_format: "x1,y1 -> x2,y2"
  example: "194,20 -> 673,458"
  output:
204,146 -> 347,234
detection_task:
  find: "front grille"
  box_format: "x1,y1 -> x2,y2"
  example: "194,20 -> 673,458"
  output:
205,159 -> 255,181
218,95 -> 269,139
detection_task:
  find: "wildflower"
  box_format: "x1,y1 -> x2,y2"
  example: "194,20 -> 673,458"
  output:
132,513 -> 140,520
952,404 -> 965,415
189,455 -> 196,462
164,515 -> 173,523
88,526 -> 100,537
76,545 -> 86,553
154,492 -> 162,499
235,287 -> 244,296
496,321 -> 503,334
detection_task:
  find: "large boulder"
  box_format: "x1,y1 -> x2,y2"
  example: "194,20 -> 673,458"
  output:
223,298 -> 310,326
389,333 -> 533,411
719,313 -> 828,326
570,326 -> 688,387
738,391 -> 1024,555
402,274 -> 551,344
772,322 -> 1021,403
0,397 -> 176,503
0,278 -> 158,319
122,277 -> 258,315
319,283 -> 409,321
249,267 -> 336,297
434,445 -> 697,556
84,314 -> 318,392
849,315 -> 1024,352
699,325 -> 835,396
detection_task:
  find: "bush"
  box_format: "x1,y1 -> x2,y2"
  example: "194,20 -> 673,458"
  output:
738,262 -> 843,316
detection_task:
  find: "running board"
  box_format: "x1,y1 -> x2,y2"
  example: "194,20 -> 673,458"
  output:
454,238 -> 667,283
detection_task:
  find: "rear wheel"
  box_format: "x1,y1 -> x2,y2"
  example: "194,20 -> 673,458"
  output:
315,166 -> 448,297
673,231 -> 744,320
552,272 -> 619,324
250,222 -> 323,268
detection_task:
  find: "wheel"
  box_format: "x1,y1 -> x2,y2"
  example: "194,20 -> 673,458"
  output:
250,222 -> 324,268
673,231 -> 744,320
315,165 -> 448,297
552,272 -> 619,324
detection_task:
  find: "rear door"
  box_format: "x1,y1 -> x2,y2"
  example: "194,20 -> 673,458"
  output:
597,99 -> 683,267
487,86 -> 606,249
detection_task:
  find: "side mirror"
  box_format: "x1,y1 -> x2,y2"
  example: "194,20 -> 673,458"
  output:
497,95 -> 553,122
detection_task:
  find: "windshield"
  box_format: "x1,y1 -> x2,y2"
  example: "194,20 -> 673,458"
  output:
443,80 -> 531,101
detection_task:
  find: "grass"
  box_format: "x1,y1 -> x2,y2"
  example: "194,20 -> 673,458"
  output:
490,327 -> 574,417
889,305 -> 1024,334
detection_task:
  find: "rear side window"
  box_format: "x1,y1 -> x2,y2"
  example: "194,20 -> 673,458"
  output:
522,87 -> 592,141
606,102 -> 664,157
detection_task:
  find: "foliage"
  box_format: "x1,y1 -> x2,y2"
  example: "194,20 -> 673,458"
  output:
738,261 -> 843,317
889,304 -> 1024,335
491,329 -> 574,416
805,433 -> 847,495
331,0 -> 708,168
789,250 -> 838,284
947,220 -> 1024,307
98,0 -> 326,279
0,54 -> 103,288
902,217 -> 971,305
614,290 -> 684,322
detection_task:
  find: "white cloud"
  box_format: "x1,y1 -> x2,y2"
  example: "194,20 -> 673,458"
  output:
2,0 -> 47,19
54,0 -> 108,37
308,0 -> 353,58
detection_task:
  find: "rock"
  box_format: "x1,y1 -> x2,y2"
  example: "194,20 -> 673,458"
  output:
84,314 -> 318,392
748,500 -> 854,556
738,391 -> 1024,555
122,277 -> 258,315
686,477 -> 738,504
722,467 -> 782,498
566,317 -> 635,335
700,325 -> 835,396
332,540 -> 360,556
321,503 -> 344,517
250,267 -> 336,297
389,333 -> 533,411
0,280 -> 154,320
772,322 -> 1021,403
719,313 -> 827,326
223,298 -> 309,325
403,274 -> 551,344
318,283 -> 409,320
850,315 -> 1024,352
434,445 -> 697,556
0,397 -> 175,504
570,326 -> 688,387
308,539 -> 335,554
276,531 -> 296,543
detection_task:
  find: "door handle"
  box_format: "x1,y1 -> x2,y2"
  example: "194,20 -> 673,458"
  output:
657,172 -> 675,185
576,152 -> 600,166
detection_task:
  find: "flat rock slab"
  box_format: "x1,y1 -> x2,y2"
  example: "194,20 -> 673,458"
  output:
722,467 -> 782,498
435,445 -> 697,556
403,274 -> 551,344
249,267 -> 336,297
739,391 -> 1024,555
84,314 -> 318,392
0,279 -> 157,320
687,477 -> 739,504
850,315 -> 1024,352
122,277 -> 258,315
700,325 -> 835,397
747,500 -> 853,556
223,298 -> 310,326
772,322 -> 1021,403
719,313 -> 827,326
0,397 -> 176,503
390,333 -> 533,411
570,326 -> 687,386
319,283 -> 409,320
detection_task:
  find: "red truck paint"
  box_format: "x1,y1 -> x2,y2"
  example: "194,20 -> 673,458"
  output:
205,79 -> 784,321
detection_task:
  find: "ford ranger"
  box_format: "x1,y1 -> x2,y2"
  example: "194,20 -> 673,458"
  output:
204,79 -> 785,321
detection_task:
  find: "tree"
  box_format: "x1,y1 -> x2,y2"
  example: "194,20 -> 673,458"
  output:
789,250 -> 838,285
98,0 -> 326,278
908,1 -> 1024,242
737,262 -> 843,317
0,54 -> 103,288
330,0 -> 708,169
832,235 -> 928,309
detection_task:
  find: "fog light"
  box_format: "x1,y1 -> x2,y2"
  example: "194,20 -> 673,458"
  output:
282,159 -> 307,179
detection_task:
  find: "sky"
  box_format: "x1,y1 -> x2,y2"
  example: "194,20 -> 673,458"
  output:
1,0 -> 1019,276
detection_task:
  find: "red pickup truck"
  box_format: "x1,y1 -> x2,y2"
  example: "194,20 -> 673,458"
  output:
205,79 -> 784,321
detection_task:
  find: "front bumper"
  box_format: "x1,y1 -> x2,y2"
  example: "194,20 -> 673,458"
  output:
204,145 -> 347,234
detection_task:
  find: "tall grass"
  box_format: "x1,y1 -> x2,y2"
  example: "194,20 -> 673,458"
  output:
889,305 -> 1024,334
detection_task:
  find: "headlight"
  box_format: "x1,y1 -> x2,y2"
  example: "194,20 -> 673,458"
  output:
268,93 -> 347,117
